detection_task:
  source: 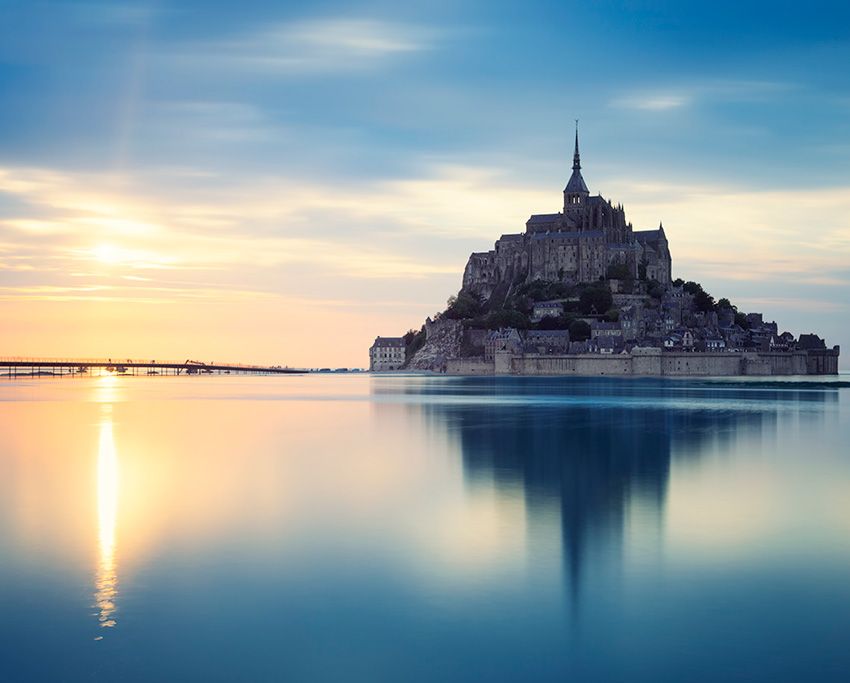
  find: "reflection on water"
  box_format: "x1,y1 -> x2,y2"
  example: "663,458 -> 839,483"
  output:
380,376 -> 838,604
0,375 -> 848,682
94,404 -> 119,634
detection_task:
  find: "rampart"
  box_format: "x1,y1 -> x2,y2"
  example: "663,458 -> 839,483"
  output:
445,347 -> 839,376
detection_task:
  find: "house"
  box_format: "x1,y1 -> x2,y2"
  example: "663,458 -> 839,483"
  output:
369,337 -> 406,371
598,337 -> 624,355
526,329 -> 570,354
590,321 -> 623,340
484,328 -> 523,360
531,300 -> 564,323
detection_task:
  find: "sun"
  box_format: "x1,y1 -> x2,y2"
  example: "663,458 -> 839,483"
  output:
94,244 -> 123,265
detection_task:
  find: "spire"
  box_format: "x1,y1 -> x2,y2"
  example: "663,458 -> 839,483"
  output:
564,119 -> 589,205
573,119 -> 581,171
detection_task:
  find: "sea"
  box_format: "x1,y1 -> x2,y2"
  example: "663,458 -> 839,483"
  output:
1,373 -> 849,682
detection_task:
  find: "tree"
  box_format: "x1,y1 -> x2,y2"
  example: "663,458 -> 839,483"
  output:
445,291 -> 481,319
734,311 -> 750,330
569,319 -> 591,342
579,285 -> 613,315
537,314 -> 570,330
647,280 -> 665,300
716,297 -> 737,312
693,289 -> 715,313
484,309 -> 530,330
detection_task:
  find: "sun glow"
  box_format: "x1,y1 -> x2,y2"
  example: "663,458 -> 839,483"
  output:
94,243 -> 123,265
95,408 -> 119,632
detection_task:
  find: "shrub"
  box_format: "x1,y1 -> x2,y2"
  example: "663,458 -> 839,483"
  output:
569,319 -> 591,341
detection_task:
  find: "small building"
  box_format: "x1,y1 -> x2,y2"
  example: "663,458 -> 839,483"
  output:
590,321 -> 623,340
705,336 -> 726,351
369,337 -> 406,371
484,328 -> 523,360
526,329 -> 570,354
531,300 -> 564,323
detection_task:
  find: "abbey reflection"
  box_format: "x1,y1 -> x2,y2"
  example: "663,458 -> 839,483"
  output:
376,377 -> 832,601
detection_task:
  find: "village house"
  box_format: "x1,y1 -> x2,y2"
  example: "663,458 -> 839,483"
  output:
531,300 -> 564,323
369,337 -> 406,371
484,328 -> 524,360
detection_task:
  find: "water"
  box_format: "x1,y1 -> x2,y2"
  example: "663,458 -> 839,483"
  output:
1,374 -> 849,682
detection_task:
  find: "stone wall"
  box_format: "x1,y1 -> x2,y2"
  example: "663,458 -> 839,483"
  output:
445,348 -> 839,377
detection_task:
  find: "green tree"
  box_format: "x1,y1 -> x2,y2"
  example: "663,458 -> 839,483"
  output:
445,291 -> 482,320
484,309 -> 530,330
579,285 -> 613,315
569,319 -> 592,341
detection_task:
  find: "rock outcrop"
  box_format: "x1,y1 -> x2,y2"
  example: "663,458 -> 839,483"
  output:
406,317 -> 463,372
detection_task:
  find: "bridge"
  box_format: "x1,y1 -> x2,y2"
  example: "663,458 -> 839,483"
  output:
0,357 -> 308,378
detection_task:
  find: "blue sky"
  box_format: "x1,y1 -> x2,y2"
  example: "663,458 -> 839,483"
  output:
1,0 -> 849,365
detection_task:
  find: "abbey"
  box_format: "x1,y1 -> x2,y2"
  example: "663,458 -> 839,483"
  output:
463,128 -> 671,300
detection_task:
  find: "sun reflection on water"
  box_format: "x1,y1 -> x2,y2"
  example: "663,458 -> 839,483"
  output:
94,402 -> 119,634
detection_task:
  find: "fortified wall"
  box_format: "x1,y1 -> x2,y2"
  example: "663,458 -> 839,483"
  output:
446,347 -> 840,377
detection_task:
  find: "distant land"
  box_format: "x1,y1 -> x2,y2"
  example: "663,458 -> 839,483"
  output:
370,128 -> 839,376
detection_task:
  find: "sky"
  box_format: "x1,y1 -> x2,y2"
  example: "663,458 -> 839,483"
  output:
1,0 -> 849,368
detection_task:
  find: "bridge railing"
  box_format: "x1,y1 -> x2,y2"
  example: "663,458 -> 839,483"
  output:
0,356 -> 297,370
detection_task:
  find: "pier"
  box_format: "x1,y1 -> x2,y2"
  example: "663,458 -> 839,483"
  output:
0,357 -> 307,378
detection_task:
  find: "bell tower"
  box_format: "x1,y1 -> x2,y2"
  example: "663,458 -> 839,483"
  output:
564,120 -> 589,214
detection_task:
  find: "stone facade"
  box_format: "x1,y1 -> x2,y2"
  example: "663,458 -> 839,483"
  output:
462,129 -> 671,301
369,337 -> 406,371
446,347 -> 840,377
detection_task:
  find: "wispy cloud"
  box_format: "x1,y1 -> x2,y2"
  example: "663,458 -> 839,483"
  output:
612,80 -> 794,111
170,18 -> 440,76
613,94 -> 691,111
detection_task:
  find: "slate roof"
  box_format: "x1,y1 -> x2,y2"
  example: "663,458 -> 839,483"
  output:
634,229 -> 664,242
527,213 -> 561,224
372,337 -> 406,348
564,169 -> 589,194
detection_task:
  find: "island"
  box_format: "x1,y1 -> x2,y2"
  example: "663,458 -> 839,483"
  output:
370,128 -> 839,376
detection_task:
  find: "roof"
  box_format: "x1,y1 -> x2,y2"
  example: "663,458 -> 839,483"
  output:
529,230 -> 604,241
372,337 -> 406,348
499,233 -> 524,241
634,229 -> 665,242
564,169 -> 589,194
591,321 -> 621,330
527,213 -> 561,224
486,328 -> 522,341
527,330 -> 570,340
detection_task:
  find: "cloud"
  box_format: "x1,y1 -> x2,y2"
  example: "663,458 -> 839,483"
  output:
169,18 -> 439,76
613,94 -> 691,111
611,80 -> 794,111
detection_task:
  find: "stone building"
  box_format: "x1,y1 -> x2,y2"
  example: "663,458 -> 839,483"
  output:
463,126 -> 671,301
484,328 -> 523,361
369,337 -> 406,371
531,300 -> 564,322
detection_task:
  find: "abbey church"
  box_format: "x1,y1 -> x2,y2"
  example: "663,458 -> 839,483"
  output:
463,128 -> 672,300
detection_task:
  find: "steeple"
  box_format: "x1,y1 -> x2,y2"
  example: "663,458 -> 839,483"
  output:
573,121 -> 581,171
564,119 -> 589,213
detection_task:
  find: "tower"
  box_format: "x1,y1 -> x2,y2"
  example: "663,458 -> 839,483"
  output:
564,121 -> 589,215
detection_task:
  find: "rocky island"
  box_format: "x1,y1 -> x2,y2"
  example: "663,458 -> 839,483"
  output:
371,128 -> 839,376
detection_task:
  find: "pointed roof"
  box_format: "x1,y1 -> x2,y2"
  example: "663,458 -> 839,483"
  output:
565,121 -> 589,194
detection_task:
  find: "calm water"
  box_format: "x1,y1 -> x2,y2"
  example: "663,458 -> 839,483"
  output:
1,374 -> 849,682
